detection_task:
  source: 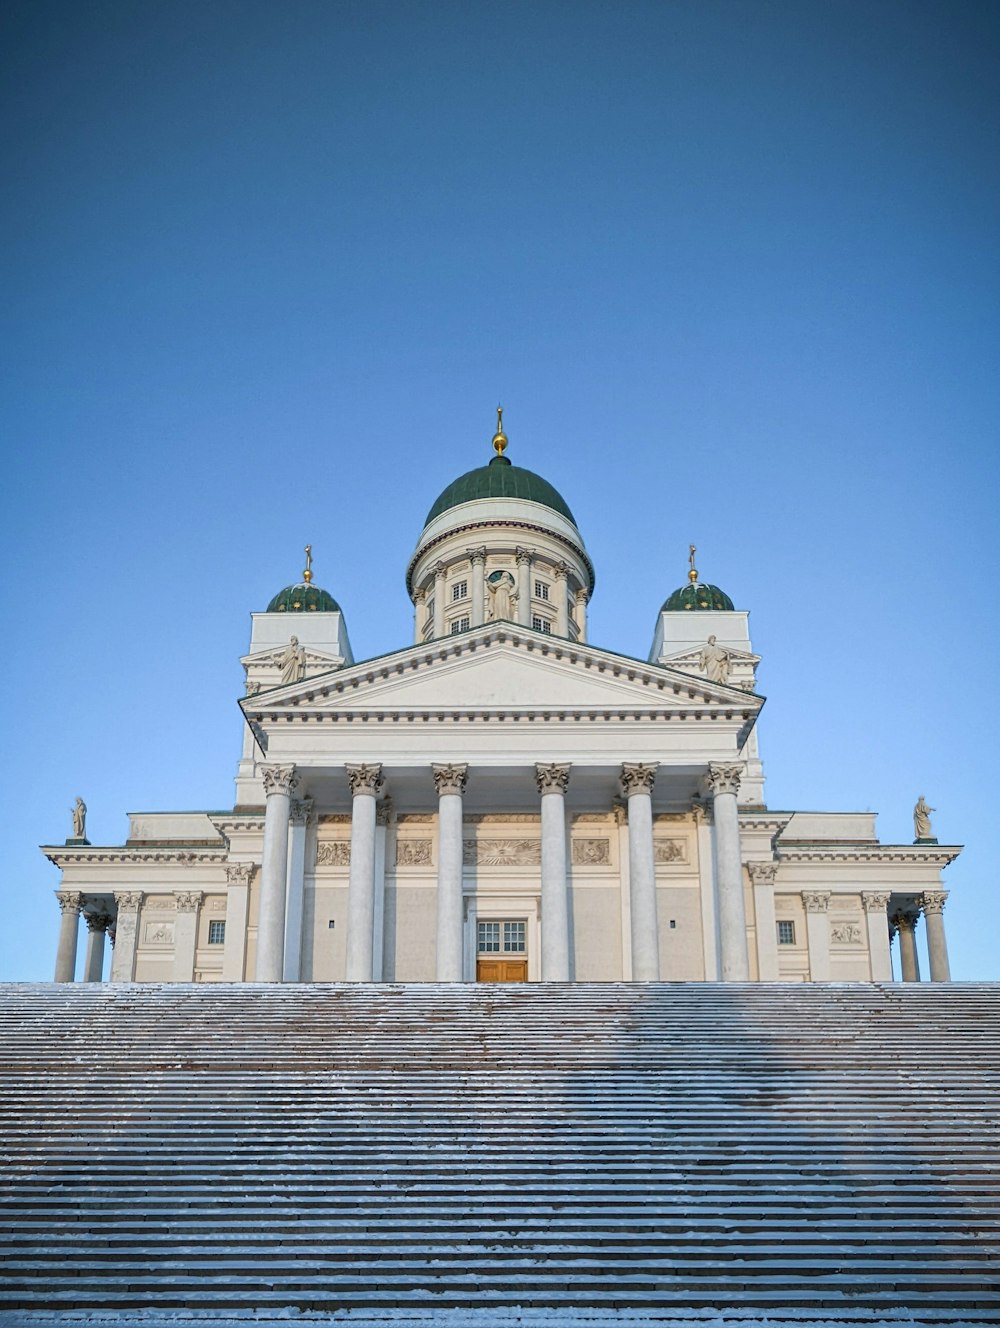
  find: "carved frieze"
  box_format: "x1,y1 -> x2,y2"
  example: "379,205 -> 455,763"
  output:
317,841 -> 351,866
572,839 -> 610,866
396,839 -> 433,866
145,921 -> 175,945
830,922 -> 863,944
654,839 -> 687,865
464,839 -> 542,867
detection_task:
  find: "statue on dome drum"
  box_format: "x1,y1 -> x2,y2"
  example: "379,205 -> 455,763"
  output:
699,634 -> 731,684
70,797 -> 87,840
913,796 -> 936,842
278,635 -> 306,684
487,569 -> 517,622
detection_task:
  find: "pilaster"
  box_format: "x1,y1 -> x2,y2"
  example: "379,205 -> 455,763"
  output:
468,548 -> 486,628
862,891 -> 893,981
432,562 -> 446,639
747,861 -> 779,981
554,562 -> 570,636
802,890 -> 832,981
110,891 -> 142,982
223,863 -> 253,981
515,548 -> 532,626
173,891 -> 204,981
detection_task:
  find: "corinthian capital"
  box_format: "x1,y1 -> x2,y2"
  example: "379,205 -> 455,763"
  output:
536,763 -> 571,796
376,796 -> 395,827
862,891 -> 891,913
290,796 -> 315,827
226,863 -> 254,887
802,891 -> 831,913
921,891 -> 947,915
57,892 -> 83,915
260,764 -> 299,798
114,891 -> 143,912
433,764 -> 468,797
85,911 -> 111,934
174,891 -> 204,914
707,763 -> 743,797
747,861 -> 778,886
346,763 -> 384,797
892,908 -> 919,933
620,762 -> 657,796
432,560 -> 447,581
515,546 -> 533,567
466,547 -> 486,566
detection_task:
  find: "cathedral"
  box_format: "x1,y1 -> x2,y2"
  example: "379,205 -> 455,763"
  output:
45,412 -> 958,987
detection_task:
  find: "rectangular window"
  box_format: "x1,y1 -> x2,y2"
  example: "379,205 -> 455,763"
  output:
532,616 -> 552,634
451,580 -> 468,602
207,920 -> 226,945
534,580 -> 549,601
503,921 -> 526,953
478,921 -> 501,953
777,920 -> 796,946
450,616 -> 470,634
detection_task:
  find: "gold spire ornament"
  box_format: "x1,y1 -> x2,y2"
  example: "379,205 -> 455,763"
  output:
303,544 -> 313,584
688,544 -> 698,584
491,406 -> 508,458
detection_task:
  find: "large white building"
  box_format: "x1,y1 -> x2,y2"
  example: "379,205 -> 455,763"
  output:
45,414 -> 958,987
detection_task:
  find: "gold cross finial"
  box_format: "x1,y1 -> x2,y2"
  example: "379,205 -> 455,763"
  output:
688,544 -> 698,584
492,405 -> 508,457
303,544 -> 313,584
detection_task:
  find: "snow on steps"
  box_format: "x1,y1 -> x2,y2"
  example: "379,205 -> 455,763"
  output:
0,981 -> 998,1328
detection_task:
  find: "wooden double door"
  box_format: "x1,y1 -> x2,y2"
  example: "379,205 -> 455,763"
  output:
476,958 -> 528,982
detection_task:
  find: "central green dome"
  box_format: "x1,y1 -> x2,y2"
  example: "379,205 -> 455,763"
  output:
424,454 -> 577,528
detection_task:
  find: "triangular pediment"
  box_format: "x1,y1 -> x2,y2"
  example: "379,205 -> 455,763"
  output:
241,627 -> 762,717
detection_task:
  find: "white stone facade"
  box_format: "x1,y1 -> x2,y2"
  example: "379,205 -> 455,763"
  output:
43,445 -> 960,984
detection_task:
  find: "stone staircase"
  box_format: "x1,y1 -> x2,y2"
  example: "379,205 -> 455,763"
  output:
1,982 -> 998,1327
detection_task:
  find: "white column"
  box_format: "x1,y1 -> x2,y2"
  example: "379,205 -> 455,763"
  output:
373,798 -> 393,981
622,763 -> 659,981
83,911 -> 110,982
110,891 -> 142,981
707,763 -> 749,982
554,562 -> 569,636
516,547 -> 532,626
434,765 -> 468,981
803,891 -> 832,981
54,893 -> 83,982
921,892 -> 951,982
469,548 -> 486,628
256,764 -> 298,982
345,763 -> 383,981
694,803 -> 719,980
432,562 -> 446,639
173,892 -> 203,981
748,862 -> 779,981
223,863 -> 253,981
614,802 -> 632,980
894,908 -> 921,981
413,587 -> 427,644
283,797 -> 313,982
862,891 -> 893,981
574,588 -> 588,642
537,763 -> 571,981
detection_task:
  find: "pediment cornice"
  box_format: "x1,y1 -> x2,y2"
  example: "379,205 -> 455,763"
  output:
777,844 -> 962,867
241,626 -> 765,725
43,845 -> 230,868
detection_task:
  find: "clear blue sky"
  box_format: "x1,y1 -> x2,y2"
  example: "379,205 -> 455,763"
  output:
2,0 -> 997,980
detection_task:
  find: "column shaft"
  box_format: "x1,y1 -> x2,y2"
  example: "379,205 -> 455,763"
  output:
694,807 -> 719,980
896,913 -> 921,981
574,589 -> 587,642
922,894 -> 951,981
554,567 -> 569,636
256,764 -> 298,982
83,916 -> 109,982
537,764 -> 571,981
623,764 -> 659,981
863,892 -> 893,982
283,799 -> 312,982
803,893 -> 832,981
435,765 -> 467,981
708,764 -> 749,981
432,565 -> 446,638
346,764 -> 382,981
516,549 -> 531,626
173,893 -> 203,981
110,893 -> 142,981
54,894 -> 83,982
469,550 -> 486,628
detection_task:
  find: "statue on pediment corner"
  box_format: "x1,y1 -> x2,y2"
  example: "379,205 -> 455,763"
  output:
71,797 -> 87,839
913,796 -> 936,841
278,636 -> 306,685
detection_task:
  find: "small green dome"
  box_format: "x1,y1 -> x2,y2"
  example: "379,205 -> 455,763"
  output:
266,582 -> 341,613
424,454 -> 577,527
661,582 -> 735,613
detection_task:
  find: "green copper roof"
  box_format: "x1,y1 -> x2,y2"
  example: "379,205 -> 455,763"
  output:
266,582 -> 341,613
424,455 -> 577,527
661,582 -> 735,613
